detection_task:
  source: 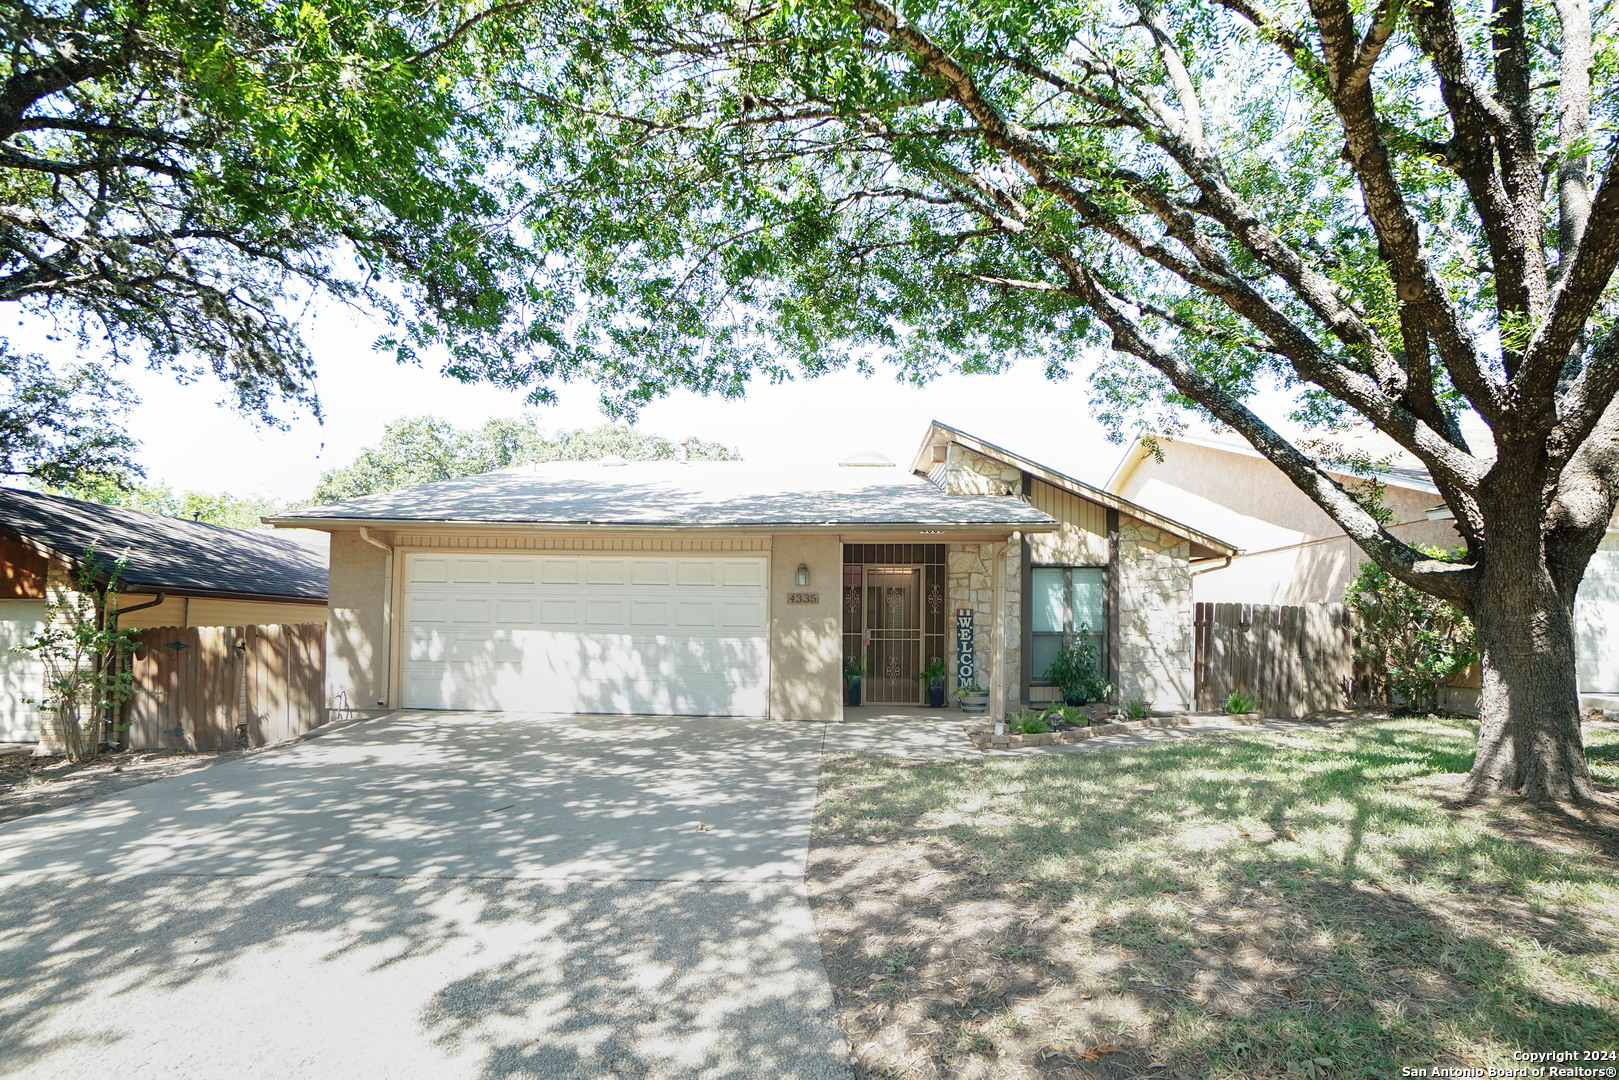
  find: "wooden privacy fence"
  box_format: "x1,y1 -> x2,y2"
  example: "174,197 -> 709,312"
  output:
1194,602 -> 1372,716
123,623 -> 326,751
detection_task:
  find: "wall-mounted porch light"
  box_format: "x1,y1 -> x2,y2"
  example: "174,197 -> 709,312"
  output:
795,563 -> 811,587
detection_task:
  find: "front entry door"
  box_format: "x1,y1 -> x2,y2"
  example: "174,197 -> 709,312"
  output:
865,567 -> 922,703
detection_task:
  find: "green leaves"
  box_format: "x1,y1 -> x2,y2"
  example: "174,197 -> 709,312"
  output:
2,0 -> 543,421
309,416 -> 740,501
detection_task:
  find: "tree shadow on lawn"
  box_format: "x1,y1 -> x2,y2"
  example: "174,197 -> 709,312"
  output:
808,717 -> 1619,1080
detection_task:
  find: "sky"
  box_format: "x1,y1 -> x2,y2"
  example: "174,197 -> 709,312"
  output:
20,302 -> 1166,505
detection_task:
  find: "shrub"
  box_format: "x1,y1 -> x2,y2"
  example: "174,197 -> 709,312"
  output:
1344,549 -> 1477,713
1009,713 -> 1052,735
1224,691 -> 1261,715
17,545 -> 141,761
1043,629 -> 1111,702
1118,698 -> 1152,720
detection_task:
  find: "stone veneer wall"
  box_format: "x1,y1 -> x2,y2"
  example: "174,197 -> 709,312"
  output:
942,443 -> 1024,715
944,442 -> 1020,496
946,542 -> 1021,715
1116,517 -> 1194,711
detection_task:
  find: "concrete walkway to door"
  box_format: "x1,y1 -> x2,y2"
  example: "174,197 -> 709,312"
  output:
0,712 -> 854,1080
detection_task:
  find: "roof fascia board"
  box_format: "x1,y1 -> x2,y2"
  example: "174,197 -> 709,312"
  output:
917,421 -> 1238,556
271,518 -> 1059,535
119,585 -> 327,604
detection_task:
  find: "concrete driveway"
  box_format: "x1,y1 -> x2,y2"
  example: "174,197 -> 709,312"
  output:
0,712 -> 854,1080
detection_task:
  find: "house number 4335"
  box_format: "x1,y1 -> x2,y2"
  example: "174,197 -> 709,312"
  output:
786,592 -> 819,605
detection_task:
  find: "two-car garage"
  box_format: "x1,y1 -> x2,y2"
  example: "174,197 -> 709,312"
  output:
400,552 -> 771,716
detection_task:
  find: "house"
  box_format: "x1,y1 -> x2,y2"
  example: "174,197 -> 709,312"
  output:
1105,429 -> 1619,713
0,486 -> 329,743
270,422 -> 1234,723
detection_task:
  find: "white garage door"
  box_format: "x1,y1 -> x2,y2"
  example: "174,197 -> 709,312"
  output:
401,552 -> 770,716
1577,533 -> 1619,695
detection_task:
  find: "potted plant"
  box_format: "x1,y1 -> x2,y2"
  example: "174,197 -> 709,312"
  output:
1044,635 -> 1111,706
844,656 -> 864,706
954,681 -> 990,714
919,657 -> 948,708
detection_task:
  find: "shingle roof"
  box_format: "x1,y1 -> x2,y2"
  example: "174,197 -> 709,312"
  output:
271,460 -> 1057,529
0,486 -> 327,601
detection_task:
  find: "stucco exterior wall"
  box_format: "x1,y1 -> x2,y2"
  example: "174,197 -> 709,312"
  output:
326,530 -> 390,713
1116,517 -> 1194,711
1113,439 -> 1463,604
769,534 -> 842,721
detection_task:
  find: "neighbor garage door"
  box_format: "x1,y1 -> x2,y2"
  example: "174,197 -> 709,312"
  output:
401,552 -> 770,716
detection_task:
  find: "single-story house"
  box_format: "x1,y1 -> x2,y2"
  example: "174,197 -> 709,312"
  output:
270,422 -> 1234,722
0,486 -> 329,742
1105,428 -> 1619,712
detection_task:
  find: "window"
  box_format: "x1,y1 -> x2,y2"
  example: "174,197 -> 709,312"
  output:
1030,566 -> 1106,685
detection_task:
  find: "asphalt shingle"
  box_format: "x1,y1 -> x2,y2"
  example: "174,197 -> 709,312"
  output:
274,460 -> 1055,529
0,487 -> 327,600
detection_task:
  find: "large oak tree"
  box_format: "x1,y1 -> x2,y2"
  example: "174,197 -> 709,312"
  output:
1,0 -> 543,422
485,0 -> 1619,801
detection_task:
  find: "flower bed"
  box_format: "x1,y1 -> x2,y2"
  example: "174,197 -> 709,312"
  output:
964,712 -> 1269,750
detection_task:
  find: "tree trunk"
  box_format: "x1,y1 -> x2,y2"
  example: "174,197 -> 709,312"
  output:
1465,536 -> 1596,803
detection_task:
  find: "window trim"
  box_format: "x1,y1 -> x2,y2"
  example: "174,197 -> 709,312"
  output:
1029,562 -> 1107,687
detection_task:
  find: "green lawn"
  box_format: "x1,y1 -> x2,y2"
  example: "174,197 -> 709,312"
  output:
810,717 -> 1619,1079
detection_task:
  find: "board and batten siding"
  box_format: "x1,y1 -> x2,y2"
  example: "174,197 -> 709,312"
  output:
1026,479 -> 1109,564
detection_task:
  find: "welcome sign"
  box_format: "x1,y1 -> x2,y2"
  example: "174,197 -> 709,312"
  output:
956,608 -> 974,687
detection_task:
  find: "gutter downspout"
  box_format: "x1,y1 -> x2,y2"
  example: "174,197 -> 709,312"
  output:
359,528 -> 394,708
115,591 -> 167,618
1191,556 -> 1234,576
101,592 -> 167,748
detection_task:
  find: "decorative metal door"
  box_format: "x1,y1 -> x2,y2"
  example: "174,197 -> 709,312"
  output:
864,567 -> 922,703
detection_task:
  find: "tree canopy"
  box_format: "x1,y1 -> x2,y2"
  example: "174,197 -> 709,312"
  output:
1,0 -> 541,421
56,474 -> 285,531
472,0 -> 1618,800
311,417 -> 741,501
0,343 -> 139,488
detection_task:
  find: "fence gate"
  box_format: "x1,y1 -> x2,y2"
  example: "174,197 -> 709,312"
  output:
123,623 -> 326,751
1193,603 -> 1366,716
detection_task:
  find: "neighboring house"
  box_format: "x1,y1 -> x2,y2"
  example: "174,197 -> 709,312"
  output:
270,422 -> 1234,722
0,486 -> 330,743
1105,429 -> 1619,712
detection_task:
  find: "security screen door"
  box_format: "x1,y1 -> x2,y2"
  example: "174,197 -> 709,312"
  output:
864,567 -> 922,703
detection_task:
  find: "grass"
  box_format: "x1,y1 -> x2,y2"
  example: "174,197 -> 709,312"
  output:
810,716 -> 1619,1079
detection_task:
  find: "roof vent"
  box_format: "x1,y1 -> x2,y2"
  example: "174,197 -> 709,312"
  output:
839,450 -> 895,467
598,454 -> 628,467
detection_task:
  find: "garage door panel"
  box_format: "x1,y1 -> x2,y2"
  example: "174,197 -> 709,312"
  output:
410,558 -> 449,584
495,558 -> 536,584
631,560 -> 669,585
408,596 -> 449,624
676,561 -> 717,586
450,598 -> 491,623
495,598 -> 533,624
401,553 -> 769,716
540,558 -> 580,584
451,558 -> 494,583
585,559 -> 626,585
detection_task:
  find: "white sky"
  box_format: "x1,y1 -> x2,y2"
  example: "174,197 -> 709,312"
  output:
15,303 -> 1174,504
